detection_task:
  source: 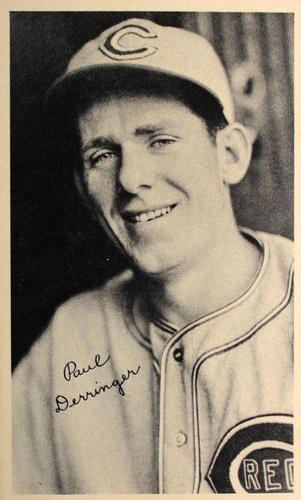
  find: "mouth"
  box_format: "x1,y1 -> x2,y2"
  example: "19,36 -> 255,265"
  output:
123,204 -> 177,224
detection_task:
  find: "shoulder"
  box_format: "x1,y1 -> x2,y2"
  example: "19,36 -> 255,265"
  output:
14,269 -> 135,373
240,229 -> 293,352
241,228 -> 293,315
53,268 -> 134,321
256,230 -> 293,255
257,230 -> 293,283
243,228 -> 293,275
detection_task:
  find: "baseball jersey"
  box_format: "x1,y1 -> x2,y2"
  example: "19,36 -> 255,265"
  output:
12,228 -> 293,494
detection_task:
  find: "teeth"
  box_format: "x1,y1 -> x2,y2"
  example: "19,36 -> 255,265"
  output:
131,205 -> 174,223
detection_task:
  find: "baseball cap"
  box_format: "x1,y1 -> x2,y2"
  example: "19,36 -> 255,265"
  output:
46,18 -> 235,123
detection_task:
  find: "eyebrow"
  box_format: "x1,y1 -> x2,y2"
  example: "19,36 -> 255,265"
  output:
81,137 -> 117,155
81,121 -> 178,154
134,122 -> 175,136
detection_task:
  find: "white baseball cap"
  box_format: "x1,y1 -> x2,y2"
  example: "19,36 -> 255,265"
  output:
47,18 -> 235,123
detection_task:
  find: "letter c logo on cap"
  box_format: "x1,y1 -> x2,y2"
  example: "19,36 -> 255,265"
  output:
99,24 -> 158,61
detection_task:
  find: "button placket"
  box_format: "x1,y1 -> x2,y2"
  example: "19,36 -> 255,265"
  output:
175,432 -> 187,446
173,347 -> 184,362
160,342 -> 194,493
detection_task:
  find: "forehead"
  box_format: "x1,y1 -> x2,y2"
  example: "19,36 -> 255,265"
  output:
78,93 -> 205,135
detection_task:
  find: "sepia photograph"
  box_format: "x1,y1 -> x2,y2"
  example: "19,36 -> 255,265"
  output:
10,10 -> 294,494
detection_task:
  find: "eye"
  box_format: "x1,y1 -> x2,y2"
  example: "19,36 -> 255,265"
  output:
150,137 -> 177,149
88,150 -> 119,170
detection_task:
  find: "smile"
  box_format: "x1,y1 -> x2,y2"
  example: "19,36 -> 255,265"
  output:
124,204 -> 176,223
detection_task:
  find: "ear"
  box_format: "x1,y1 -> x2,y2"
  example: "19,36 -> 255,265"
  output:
216,122 -> 252,185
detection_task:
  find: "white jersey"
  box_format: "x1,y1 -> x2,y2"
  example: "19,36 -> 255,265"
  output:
12,229 -> 293,494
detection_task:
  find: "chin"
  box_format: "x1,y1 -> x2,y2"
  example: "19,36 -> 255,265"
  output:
108,227 -> 183,276
127,250 -> 181,278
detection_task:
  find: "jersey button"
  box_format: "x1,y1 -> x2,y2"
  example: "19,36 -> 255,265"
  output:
173,347 -> 184,362
175,432 -> 187,446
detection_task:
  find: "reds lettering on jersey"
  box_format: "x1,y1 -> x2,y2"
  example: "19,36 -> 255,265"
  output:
207,415 -> 293,493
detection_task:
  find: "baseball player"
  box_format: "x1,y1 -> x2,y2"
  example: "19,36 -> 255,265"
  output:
13,18 -> 293,494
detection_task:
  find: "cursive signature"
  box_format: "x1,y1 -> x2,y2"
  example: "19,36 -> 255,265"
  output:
63,354 -> 111,382
55,361 -> 141,413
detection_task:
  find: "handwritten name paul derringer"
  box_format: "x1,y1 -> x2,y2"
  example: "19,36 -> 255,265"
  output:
55,354 -> 141,414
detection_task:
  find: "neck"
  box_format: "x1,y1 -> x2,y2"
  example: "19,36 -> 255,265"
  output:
136,224 -> 261,330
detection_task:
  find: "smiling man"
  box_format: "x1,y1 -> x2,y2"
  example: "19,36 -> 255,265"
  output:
13,18 -> 294,494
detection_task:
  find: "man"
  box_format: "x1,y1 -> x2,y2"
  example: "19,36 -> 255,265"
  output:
13,18 -> 293,494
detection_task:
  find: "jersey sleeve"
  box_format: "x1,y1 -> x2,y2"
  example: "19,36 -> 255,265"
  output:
12,325 -> 60,494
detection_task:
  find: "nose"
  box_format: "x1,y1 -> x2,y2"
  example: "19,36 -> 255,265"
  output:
117,146 -> 155,195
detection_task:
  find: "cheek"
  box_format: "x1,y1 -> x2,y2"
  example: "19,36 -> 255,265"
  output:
169,148 -> 220,192
85,171 -> 116,214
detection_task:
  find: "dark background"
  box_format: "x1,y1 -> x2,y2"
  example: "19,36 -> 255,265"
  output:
11,12 -> 294,369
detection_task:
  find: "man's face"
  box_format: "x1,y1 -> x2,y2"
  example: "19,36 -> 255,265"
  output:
78,94 -> 227,275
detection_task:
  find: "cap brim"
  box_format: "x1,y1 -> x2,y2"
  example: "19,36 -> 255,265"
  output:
45,64 -> 227,122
